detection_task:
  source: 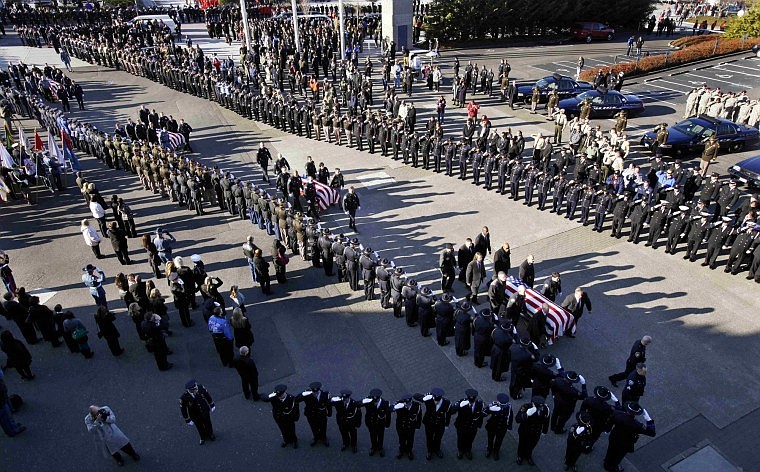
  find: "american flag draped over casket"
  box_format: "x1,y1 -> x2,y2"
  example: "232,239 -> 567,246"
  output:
300,177 -> 340,211
504,277 -> 575,343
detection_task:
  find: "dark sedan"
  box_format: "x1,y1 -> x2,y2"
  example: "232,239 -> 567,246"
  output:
558,90 -> 645,119
729,155 -> 760,188
640,115 -> 760,156
514,74 -> 593,103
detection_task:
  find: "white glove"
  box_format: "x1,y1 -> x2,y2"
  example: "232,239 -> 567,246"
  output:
578,375 -> 585,385
268,392 -> 276,399
394,402 -> 404,410
555,358 -> 562,370
527,406 -> 537,416
489,405 -> 501,412
362,398 -> 372,404
211,406 -> 216,413
610,393 -> 618,403
512,326 -> 517,334
302,390 -> 313,396
460,400 -> 470,408
576,426 -> 585,434
187,421 -> 194,426
331,396 -> 342,402
422,394 -> 433,402
531,342 -> 538,350
642,409 -> 652,422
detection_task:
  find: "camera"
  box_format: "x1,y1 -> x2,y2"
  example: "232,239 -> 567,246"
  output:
98,408 -> 109,419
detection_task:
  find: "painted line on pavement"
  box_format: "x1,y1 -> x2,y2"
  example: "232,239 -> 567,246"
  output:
683,72 -> 753,88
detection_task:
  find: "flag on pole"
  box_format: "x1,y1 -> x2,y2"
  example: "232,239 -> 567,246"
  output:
17,126 -> 29,149
0,142 -> 15,169
34,130 -> 44,151
60,128 -> 81,171
48,131 -> 65,171
3,122 -> 14,148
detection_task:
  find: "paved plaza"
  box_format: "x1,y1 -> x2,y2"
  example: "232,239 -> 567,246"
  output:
1,23 -> 759,472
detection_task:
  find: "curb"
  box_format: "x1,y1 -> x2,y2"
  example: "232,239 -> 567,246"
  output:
621,51 -> 754,86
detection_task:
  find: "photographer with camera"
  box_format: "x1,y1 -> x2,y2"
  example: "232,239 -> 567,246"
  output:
84,405 -> 140,466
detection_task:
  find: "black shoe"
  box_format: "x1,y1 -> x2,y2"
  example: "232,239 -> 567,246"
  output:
281,442 -> 287,448
527,458 -> 535,465
486,451 -> 492,458
115,456 -> 125,466
397,452 -> 404,459
324,440 -> 329,447
209,434 -> 215,441
426,453 -> 432,461
409,452 -> 414,460
436,450 -> 444,458
369,449 -> 375,456
517,457 -> 523,465
457,452 -> 463,459
379,449 -> 385,457
342,445 -> 348,452
130,453 -> 140,461
199,440 -> 205,445
701,262 -> 708,266
466,451 -> 473,460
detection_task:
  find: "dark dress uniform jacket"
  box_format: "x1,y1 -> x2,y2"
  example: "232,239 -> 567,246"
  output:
270,393 -> 300,424
395,402 -> 422,432
334,398 -> 363,429
180,386 -> 215,423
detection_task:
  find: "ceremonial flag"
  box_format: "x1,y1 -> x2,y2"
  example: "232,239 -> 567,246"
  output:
167,131 -> 185,150
60,128 -> 81,171
301,177 -> 340,211
17,126 -> 29,149
3,122 -> 13,148
34,130 -> 44,151
49,80 -> 61,101
48,132 -> 64,168
504,277 -> 576,343
0,142 -> 15,169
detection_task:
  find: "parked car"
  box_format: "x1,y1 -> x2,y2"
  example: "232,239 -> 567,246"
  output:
570,22 -> 615,42
514,74 -> 593,103
558,89 -> 644,119
640,115 -> 760,156
753,43 -> 760,58
730,155 -> 760,188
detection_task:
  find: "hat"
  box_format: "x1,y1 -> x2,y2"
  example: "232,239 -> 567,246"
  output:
636,362 -> 646,369
185,379 -> 198,389
541,354 -> 555,366
594,386 -> 611,400
369,388 -> 383,398
408,279 -> 417,286
83,264 -> 96,272
431,387 -> 445,398
399,393 -> 413,402
444,243 -> 454,250
480,308 -> 492,317
578,411 -> 592,425
496,393 -> 509,405
350,238 -> 360,246
465,389 -> 478,399
678,205 -> 690,211
441,293 -> 452,302
531,396 -> 545,405
421,287 -> 432,295
190,254 -> 202,263
364,247 -> 373,254
309,381 -> 322,391
340,389 -> 352,397
274,384 -> 288,394
381,258 -> 390,266
499,321 -> 512,331
519,337 -> 531,346
721,216 -> 732,223
565,371 -> 580,383
394,267 -> 404,275
459,301 -> 472,311
625,401 -> 643,415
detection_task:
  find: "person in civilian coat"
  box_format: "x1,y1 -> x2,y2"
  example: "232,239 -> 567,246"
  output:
107,222 -> 131,265
493,242 -> 511,275
465,253 -> 487,305
85,405 -> 140,466
474,226 -> 492,256
93,306 -> 123,356
231,346 -> 260,401
561,287 -> 592,338
0,330 -> 34,379
518,255 -> 536,288
457,239 -> 476,283
253,249 -> 272,295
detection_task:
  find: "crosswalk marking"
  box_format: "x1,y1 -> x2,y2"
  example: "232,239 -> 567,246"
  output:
28,288 -> 58,305
358,172 -> 396,189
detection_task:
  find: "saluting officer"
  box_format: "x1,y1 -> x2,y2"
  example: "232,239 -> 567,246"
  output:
453,389 -> 485,460
332,234 -> 347,282
421,387 -> 454,461
473,308 -> 495,368
296,381 -> 332,447
579,386 -> 619,453
550,371 -> 588,434
360,388 -> 392,457
485,393 -> 513,460
565,411 -> 594,471
392,393 -> 423,460
604,402 -> 656,472
331,389 -> 362,453
515,396 -> 551,465
264,384 -> 300,448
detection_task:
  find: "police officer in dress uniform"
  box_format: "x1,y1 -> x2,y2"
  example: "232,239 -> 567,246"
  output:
296,381 -> 332,447
435,293 -> 455,346
332,234 -> 347,282
609,336 -> 651,387
264,384 -> 300,448
344,238 -> 361,290
454,301 -> 473,356
359,247 -> 377,300
319,230 -> 335,276
473,308 -> 495,368
392,393 -> 422,460
376,259 -> 392,309
603,402 -> 656,472
439,243 -> 457,292
622,363 -> 647,404
402,279 -> 419,327
579,386 -> 620,453
515,396 -> 551,465
361,388 -> 392,457
331,389 -> 362,453
390,267 -> 406,318
565,411 -> 594,471
180,380 -> 216,445
421,387 -> 454,460
454,389 -> 485,460
485,393 -> 513,460
550,371 -> 588,434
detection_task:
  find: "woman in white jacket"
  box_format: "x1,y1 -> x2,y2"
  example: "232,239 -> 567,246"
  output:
80,219 -> 103,258
85,405 -> 140,466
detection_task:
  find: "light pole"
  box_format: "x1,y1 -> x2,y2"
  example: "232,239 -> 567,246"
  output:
291,0 -> 301,53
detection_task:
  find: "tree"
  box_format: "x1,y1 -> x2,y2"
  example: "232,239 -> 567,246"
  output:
724,1 -> 760,38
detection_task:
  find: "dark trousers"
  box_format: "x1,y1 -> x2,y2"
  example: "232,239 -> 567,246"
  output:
240,374 -> 259,400
114,247 -> 131,265
277,419 -> 297,444
212,335 -> 234,366
551,405 -> 573,433
192,412 -> 214,440
604,442 -> 628,471
609,365 -> 634,383
486,427 -> 506,454
105,335 -> 122,355
517,431 -> 540,460
398,428 -> 415,453
177,302 -> 192,327
363,278 -> 375,300
111,442 -> 138,463
425,425 -> 444,453
307,414 -> 328,441
441,270 -> 455,292
456,427 -> 477,453
368,425 -> 385,452
379,284 -> 391,309
339,424 -> 357,448
348,210 -> 357,229
565,435 -> 585,467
